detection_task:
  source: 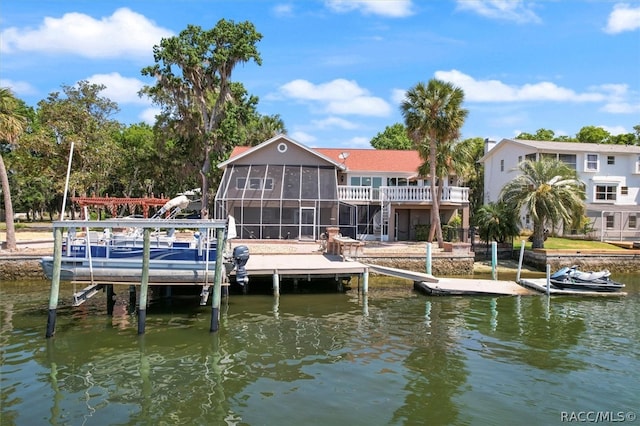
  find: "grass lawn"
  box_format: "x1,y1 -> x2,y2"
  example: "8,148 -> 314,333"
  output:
519,237 -> 624,250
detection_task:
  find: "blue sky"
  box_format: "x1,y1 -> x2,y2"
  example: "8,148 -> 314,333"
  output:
1,1 -> 639,149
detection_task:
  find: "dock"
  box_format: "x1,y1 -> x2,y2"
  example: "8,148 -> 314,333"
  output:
415,278 -> 536,296
244,254 -> 368,277
367,264 -> 536,296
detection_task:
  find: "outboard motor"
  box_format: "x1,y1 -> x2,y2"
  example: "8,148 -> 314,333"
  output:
233,245 -> 250,286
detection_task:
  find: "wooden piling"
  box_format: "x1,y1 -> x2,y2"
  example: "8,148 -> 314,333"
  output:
46,227 -> 64,338
106,285 -> 115,316
137,228 -> 150,335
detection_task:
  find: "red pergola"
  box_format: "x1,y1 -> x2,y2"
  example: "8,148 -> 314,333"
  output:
71,196 -> 170,218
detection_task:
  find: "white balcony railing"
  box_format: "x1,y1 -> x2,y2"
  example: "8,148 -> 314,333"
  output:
337,185 -> 469,203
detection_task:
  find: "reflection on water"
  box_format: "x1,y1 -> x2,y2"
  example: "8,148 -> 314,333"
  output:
1,275 -> 638,425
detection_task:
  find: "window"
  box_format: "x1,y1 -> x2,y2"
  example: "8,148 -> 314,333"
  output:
558,154 -> 577,170
621,186 -> 628,196
606,215 -> 614,229
607,156 -> 615,165
518,155 -> 522,164
350,177 -> 360,186
249,178 -> 261,190
500,159 -> 504,172
595,185 -> 616,201
629,215 -> 637,229
585,154 -> 599,171
238,177 -> 273,190
525,153 -> 536,162
636,156 -> 640,173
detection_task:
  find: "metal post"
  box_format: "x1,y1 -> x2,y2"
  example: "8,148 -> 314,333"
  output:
516,240 -> 525,283
210,228 -> 225,333
426,242 -> 432,275
46,226 -> 64,338
362,268 -> 369,294
491,241 -> 497,280
137,228 -> 150,335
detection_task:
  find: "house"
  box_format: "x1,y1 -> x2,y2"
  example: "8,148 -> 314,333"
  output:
214,134 -> 470,242
480,138 -> 640,241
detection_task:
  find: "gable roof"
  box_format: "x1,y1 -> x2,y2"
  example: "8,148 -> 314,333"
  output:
480,138 -> 640,162
218,134 -> 423,174
217,134 -> 345,169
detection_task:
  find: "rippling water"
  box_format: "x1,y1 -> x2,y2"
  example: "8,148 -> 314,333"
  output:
1,274 -> 639,426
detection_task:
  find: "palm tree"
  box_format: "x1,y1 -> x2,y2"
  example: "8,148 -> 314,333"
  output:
499,159 -> 586,249
0,88 -> 27,250
401,79 -> 468,246
474,202 -> 520,244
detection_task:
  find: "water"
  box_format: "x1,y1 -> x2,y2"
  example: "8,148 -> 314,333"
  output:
1,274 -> 639,426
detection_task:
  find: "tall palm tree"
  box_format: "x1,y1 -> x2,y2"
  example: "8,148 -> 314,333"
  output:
499,159 -> 586,249
0,88 -> 27,250
401,79 -> 468,246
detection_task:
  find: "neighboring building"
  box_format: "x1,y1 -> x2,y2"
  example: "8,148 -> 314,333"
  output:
214,134 -> 470,242
480,138 -> 640,241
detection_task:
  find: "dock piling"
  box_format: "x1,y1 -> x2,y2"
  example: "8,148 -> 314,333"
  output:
425,243 -> 432,275
272,271 -> 280,296
210,228 -> 225,333
45,227 -> 64,338
516,240 -> 525,283
137,228 -> 151,335
491,241 -> 497,280
546,264 -> 551,296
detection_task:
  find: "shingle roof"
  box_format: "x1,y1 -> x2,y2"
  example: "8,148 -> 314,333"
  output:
226,145 -> 422,174
315,148 -> 422,173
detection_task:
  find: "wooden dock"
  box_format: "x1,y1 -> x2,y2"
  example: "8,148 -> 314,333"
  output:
242,254 -> 368,278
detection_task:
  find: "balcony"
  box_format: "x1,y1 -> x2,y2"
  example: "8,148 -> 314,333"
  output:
337,185 -> 469,204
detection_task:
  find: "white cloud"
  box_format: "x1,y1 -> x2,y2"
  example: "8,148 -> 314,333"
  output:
0,8 -> 173,59
279,78 -> 392,117
0,78 -> 37,95
273,3 -> 295,17
86,73 -> 150,105
604,3 -> 640,34
435,69 -> 606,103
290,131 -> 316,144
346,136 -> 372,148
139,107 -> 161,124
455,0 -> 541,24
311,116 -> 359,130
325,0 -> 414,17
599,125 -> 629,135
391,88 -> 407,105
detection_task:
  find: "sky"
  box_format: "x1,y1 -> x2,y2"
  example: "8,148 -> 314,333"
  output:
1,1 -> 639,149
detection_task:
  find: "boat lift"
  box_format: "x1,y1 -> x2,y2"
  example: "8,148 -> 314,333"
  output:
45,218 -> 235,337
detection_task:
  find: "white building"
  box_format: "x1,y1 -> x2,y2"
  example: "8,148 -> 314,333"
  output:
480,138 -> 640,241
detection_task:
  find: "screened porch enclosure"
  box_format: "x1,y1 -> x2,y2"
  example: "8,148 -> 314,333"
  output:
215,164 -> 339,240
